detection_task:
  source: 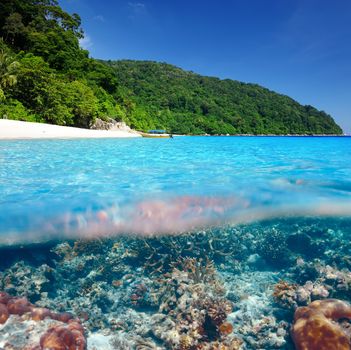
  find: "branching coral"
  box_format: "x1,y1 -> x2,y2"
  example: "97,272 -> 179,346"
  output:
291,299 -> 351,350
155,257 -> 226,313
119,225 -> 249,276
148,257 -> 236,349
170,257 -> 219,286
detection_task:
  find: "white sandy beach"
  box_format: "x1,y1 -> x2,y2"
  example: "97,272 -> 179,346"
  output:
0,119 -> 141,139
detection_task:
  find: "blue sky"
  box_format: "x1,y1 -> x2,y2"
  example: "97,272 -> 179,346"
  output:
60,0 -> 351,133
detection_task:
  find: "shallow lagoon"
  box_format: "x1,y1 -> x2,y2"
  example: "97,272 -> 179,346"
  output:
0,136 -> 351,349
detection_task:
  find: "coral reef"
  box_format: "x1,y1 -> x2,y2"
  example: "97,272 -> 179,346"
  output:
291,299 -> 351,350
147,257 -> 237,349
117,225 -> 250,275
274,258 -> 351,313
0,217 -> 351,349
273,280 -> 299,310
0,292 -> 86,349
257,227 -> 291,266
0,262 -> 53,303
226,271 -> 289,349
40,321 -> 86,350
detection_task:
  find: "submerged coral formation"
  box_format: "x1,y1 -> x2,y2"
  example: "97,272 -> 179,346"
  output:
147,257 -> 237,349
0,217 -> 351,349
40,321 -> 86,350
291,299 -> 351,350
0,292 -> 86,349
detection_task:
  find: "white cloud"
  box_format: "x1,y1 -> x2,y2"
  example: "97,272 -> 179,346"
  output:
129,2 -> 145,10
93,14 -> 105,22
128,2 -> 147,18
79,34 -> 93,49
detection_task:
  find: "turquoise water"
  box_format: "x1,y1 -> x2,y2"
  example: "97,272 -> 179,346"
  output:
1,136 -> 351,350
1,136 -> 351,243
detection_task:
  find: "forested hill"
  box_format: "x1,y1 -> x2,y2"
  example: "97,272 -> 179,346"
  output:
106,60 -> 342,135
0,0 -> 343,135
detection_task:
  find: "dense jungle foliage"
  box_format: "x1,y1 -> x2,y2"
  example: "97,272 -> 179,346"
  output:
0,0 -> 342,134
107,60 -> 342,134
0,0 -> 126,127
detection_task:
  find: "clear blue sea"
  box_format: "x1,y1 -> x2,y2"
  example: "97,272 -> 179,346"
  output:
1,136 -> 351,243
1,136 -> 351,349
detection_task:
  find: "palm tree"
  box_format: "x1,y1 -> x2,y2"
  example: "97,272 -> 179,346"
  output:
0,49 -> 20,101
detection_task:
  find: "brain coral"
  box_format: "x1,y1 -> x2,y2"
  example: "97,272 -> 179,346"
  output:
40,321 -> 86,350
291,299 -> 351,350
0,303 -> 9,324
0,291 -> 86,349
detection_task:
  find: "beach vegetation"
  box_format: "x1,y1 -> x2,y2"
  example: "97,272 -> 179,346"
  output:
0,49 -> 20,100
0,99 -> 37,121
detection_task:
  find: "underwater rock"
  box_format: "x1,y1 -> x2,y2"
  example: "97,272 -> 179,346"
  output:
87,333 -> 115,350
289,258 -> 320,284
233,314 -> 288,349
246,253 -> 267,270
292,299 -> 351,350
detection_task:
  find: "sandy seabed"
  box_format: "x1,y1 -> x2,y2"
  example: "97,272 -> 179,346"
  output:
0,119 -> 141,139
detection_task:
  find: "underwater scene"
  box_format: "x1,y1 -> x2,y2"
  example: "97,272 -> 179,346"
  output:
1,136 -> 351,349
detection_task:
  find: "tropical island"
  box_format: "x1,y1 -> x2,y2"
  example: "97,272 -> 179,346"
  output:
2,2 -> 351,350
0,0 -> 343,135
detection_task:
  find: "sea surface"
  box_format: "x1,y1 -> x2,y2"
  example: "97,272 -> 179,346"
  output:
1,136 -> 351,242
0,136 -> 351,349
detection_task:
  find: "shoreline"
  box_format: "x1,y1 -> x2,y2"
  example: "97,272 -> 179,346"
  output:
0,119 -> 347,139
0,119 -> 141,139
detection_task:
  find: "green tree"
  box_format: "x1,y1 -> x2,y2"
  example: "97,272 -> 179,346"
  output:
66,80 -> 98,127
0,49 -> 20,100
2,12 -> 26,46
0,99 -> 37,121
